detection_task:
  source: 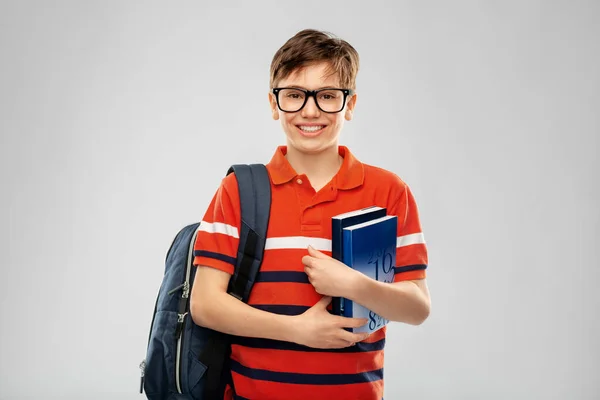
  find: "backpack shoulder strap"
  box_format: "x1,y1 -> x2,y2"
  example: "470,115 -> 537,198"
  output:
201,164 -> 271,400
226,163 -> 271,303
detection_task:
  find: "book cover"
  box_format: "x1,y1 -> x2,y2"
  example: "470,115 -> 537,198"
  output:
331,206 -> 387,315
341,215 -> 397,334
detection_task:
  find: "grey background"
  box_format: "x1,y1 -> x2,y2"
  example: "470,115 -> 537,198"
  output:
1,1 -> 598,399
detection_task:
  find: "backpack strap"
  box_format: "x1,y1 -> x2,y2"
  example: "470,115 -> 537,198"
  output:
201,163 -> 271,400
227,163 -> 271,302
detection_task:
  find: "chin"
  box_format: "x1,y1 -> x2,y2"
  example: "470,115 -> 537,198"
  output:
289,137 -> 336,155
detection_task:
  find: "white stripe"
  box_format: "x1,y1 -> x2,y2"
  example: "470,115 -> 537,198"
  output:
265,234 -> 425,251
198,221 -> 239,239
397,233 -> 425,248
265,236 -> 332,251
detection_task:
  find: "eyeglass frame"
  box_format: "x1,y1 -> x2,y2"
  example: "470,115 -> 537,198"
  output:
271,87 -> 355,113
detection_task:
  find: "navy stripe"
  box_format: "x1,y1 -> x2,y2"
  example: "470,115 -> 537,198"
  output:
252,304 -> 309,316
230,359 -> 383,385
236,390 -> 382,400
394,264 -> 427,274
193,250 -> 236,266
231,336 -> 386,353
255,271 -> 309,283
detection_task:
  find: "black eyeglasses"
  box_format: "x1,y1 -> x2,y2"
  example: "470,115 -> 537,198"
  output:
272,87 -> 354,113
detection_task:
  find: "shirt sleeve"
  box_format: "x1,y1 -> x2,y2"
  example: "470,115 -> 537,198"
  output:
192,174 -> 241,275
388,181 -> 428,282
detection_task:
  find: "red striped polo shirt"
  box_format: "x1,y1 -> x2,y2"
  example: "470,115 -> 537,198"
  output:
193,145 -> 428,400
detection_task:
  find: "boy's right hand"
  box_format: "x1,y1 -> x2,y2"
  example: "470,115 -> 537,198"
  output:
290,295 -> 370,349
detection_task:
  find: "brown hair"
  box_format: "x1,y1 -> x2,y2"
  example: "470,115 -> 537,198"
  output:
269,29 -> 360,90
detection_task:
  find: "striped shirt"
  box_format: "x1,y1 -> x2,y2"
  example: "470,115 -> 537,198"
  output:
193,145 -> 428,400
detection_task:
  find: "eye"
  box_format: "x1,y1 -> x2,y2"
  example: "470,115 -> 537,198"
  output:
282,89 -> 305,99
318,92 -> 339,100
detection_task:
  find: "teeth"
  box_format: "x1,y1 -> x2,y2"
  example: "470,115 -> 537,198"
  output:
299,125 -> 324,132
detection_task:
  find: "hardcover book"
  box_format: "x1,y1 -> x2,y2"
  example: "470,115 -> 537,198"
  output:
340,215 -> 397,334
331,206 -> 387,315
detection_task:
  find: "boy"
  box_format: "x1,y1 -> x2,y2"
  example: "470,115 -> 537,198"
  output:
191,29 -> 430,400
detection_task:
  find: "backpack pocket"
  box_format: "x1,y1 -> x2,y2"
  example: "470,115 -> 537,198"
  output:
187,350 -> 208,397
143,310 -> 179,397
182,316 -> 211,398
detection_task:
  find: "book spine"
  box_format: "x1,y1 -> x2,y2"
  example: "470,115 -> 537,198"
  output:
331,218 -> 343,315
341,229 -> 354,321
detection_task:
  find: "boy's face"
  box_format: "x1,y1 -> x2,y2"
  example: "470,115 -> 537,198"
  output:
269,62 -> 357,155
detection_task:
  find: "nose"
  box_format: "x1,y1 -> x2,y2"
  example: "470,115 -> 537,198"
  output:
301,95 -> 320,118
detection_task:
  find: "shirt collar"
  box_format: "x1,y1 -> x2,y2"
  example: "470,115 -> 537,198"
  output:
266,145 -> 364,190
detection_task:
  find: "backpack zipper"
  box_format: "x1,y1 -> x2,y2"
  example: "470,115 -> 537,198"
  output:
140,229 -> 182,394
139,360 -> 146,393
175,312 -> 187,393
174,229 -> 198,394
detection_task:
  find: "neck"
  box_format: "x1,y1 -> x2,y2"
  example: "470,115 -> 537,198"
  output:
285,144 -> 342,189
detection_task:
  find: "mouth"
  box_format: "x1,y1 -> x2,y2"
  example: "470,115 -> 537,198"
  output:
296,124 -> 326,137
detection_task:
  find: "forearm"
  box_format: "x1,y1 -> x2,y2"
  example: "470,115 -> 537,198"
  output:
191,291 -> 297,342
347,274 -> 430,325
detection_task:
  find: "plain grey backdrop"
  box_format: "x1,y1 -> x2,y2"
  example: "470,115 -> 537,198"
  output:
1,1 -> 598,399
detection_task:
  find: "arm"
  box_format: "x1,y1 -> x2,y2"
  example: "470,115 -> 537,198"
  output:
303,246 -> 430,326
345,275 -> 430,325
303,180 -> 431,325
362,180 -> 431,325
190,266 -> 296,341
189,176 -> 296,341
190,266 -> 370,348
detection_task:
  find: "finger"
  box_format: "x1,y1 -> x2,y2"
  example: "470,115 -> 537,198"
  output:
320,338 -> 353,349
335,339 -> 356,348
340,330 -> 370,344
316,295 -> 332,307
307,274 -> 314,285
334,333 -> 360,348
301,255 -> 315,268
318,339 -> 353,350
335,316 -> 368,328
308,245 -> 329,259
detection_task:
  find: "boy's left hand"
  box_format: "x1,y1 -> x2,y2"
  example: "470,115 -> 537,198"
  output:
302,245 -> 361,297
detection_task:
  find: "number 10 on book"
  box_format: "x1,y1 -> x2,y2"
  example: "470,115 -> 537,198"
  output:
366,247 -> 394,331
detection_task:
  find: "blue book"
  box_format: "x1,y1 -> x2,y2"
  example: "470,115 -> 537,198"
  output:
331,206 -> 387,316
341,215 -> 397,334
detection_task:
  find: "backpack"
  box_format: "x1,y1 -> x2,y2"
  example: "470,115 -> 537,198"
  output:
139,164 -> 271,400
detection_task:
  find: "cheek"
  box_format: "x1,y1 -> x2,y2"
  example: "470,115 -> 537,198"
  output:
327,116 -> 344,131
283,115 -> 298,130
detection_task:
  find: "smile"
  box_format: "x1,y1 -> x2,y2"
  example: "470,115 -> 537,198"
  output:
298,125 -> 325,132
296,125 -> 325,137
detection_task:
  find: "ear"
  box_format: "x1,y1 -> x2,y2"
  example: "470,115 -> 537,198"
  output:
344,92 -> 357,121
268,92 -> 279,120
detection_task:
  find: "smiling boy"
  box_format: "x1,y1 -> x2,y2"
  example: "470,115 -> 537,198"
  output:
191,29 -> 430,400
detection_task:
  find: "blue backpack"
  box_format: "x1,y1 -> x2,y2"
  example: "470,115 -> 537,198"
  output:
140,164 -> 271,400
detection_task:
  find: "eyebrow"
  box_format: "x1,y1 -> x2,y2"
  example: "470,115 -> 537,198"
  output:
285,85 -> 339,90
